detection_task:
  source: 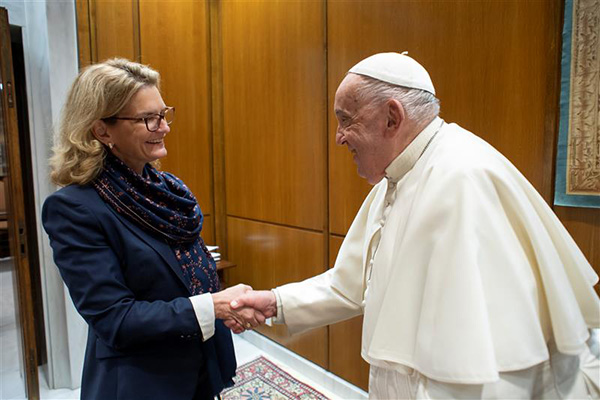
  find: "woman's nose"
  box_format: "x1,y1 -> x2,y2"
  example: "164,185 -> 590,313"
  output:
159,117 -> 170,133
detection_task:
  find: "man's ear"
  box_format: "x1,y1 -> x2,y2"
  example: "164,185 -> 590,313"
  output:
91,120 -> 111,145
385,99 -> 405,134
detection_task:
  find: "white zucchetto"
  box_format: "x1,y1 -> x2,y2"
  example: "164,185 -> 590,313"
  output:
349,52 -> 436,95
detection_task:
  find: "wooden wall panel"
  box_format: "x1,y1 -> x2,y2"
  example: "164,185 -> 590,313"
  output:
139,1 -> 213,215
202,215 -> 214,247
75,0 -> 93,68
555,207 -> 600,290
256,324 -> 328,370
328,1 -> 562,234
225,216 -> 326,303
328,235 -> 368,390
221,0 -> 326,231
93,0 -> 137,61
226,216 -> 328,368
329,145 -> 371,236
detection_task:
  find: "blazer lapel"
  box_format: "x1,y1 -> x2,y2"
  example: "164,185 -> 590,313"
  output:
104,204 -> 191,294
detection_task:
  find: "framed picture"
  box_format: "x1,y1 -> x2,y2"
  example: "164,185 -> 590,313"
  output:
554,0 -> 600,209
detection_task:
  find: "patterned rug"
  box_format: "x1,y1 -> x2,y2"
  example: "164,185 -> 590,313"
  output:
222,356 -> 330,400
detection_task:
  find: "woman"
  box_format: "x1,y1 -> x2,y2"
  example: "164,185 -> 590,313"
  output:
42,59 -> 262,400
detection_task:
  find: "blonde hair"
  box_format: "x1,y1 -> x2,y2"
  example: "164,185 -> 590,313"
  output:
50,58 -> 160,186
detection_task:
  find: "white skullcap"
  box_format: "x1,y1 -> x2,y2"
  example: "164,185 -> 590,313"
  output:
348,52 -> 436,95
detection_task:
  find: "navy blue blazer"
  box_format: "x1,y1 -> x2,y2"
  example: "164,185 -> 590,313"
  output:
42,184 -> 236,400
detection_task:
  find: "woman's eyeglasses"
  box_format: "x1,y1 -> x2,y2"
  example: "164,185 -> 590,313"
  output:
103,107 -> 175,132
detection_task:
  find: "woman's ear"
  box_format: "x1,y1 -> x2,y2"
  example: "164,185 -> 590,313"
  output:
91,120 -> 111,145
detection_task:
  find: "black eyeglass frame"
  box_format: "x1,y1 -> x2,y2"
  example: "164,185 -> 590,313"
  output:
102,106 -> 175,132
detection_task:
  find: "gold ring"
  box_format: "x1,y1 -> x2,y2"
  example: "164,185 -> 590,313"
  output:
245,323 -> 252,329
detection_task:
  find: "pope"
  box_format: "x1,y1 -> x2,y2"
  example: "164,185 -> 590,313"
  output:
231,52 -> 600,399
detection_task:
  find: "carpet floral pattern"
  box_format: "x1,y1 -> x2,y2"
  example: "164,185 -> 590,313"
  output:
222,356 -> 330,400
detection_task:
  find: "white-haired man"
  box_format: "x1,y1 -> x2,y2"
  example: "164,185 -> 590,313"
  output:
230,53 -> 600,399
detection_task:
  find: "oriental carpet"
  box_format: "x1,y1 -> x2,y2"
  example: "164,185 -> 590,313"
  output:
221,356 -> 330,400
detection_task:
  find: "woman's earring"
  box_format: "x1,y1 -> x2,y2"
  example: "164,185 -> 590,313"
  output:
108,142 -> 114,149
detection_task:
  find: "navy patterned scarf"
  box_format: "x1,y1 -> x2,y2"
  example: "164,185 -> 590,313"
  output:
92,152 -> 219,295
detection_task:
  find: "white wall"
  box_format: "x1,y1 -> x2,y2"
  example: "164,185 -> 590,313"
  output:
0,0 -> 84,389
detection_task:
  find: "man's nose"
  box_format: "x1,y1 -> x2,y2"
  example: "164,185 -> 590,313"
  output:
335,130 -> 344,146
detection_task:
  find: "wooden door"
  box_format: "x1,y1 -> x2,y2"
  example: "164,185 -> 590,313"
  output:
0,7 -> 39,400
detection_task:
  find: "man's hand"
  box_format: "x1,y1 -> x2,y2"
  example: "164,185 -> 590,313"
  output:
212,284 -> 266,333
231,290 -> 277,320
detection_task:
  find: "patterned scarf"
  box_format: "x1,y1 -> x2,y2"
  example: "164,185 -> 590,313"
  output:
92,152 -> 219,295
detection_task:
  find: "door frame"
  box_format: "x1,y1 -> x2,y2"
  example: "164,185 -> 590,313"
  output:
0,6 -> 40,400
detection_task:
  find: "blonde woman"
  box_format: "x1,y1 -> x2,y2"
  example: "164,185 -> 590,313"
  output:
42,59 -> 262,400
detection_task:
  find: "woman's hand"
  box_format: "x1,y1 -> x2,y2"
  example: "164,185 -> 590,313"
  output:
212,284 -> 265,333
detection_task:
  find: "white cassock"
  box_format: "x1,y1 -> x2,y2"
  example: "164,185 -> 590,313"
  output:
273,117 -> 600,399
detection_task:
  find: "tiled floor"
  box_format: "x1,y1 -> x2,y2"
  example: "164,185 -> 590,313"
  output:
1,262 -> 362,399
1,258 -> 27,400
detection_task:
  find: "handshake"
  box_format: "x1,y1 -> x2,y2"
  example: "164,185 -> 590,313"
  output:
212,284 -> 277,334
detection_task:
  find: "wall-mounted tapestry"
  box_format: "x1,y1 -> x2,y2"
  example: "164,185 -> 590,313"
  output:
555,0 -> 600,208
